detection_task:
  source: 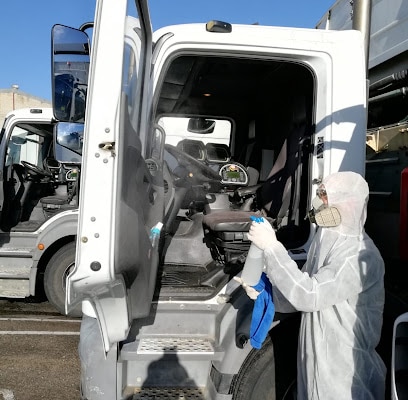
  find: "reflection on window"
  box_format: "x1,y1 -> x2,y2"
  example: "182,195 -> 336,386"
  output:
122,44 -> 138,121
7,128 -> 42,167
122,0 -> 142,132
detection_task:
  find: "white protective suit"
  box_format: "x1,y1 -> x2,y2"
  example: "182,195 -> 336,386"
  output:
249,171 -> 386,399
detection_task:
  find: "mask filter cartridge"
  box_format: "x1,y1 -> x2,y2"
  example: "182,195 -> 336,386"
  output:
309,206 -> 341,227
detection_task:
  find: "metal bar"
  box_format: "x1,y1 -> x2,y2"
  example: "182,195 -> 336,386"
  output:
352,0 -> 373,76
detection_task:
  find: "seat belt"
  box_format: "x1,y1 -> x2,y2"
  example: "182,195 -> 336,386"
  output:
275,129 -> 310,228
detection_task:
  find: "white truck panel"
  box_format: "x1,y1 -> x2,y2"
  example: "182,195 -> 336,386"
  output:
316,0 -> 408,69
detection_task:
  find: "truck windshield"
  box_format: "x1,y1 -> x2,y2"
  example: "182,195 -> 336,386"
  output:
159,116 -> 231,147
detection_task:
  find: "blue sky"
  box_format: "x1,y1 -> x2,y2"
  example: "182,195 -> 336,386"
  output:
0,0 -> 335,101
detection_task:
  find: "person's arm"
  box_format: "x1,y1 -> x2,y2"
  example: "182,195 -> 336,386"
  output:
263,239 -> 379,312
235,271 -> 297,313
248,222 -> 383,313
237,219 -> 296,312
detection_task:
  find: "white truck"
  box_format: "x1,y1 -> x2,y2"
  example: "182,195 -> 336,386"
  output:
0,107 -> 82,316
318,1 -> 408,399
53,0 -> 370,398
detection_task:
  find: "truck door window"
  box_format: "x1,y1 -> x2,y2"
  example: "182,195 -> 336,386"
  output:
6,127 -> 42,167
122,3 -> 142,134
159,117 -> 231,148
122,43 -> 139,128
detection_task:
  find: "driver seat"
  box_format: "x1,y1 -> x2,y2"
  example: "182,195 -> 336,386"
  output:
40,168 -> 80,218
202,100 -> 311,264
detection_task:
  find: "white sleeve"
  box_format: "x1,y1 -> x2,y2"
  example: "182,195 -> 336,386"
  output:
263,239 -> 382,312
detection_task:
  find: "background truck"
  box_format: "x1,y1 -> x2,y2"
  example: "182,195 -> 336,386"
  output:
53,0 -> 371,398
0,107 -> 82,316
317,1 -> 408,399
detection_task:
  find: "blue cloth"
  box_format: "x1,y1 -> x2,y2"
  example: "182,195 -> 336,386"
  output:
249,272 -> 275,349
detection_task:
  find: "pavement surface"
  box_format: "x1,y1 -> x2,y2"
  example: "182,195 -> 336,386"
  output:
0,299 -> 81,400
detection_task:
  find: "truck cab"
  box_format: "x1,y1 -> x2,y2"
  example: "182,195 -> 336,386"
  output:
54,1 -> 368,398
0,107 -> 82,315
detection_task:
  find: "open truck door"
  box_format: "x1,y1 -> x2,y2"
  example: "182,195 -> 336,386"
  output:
52,1 -> 163,352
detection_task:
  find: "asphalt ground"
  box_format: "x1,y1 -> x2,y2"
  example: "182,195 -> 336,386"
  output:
0,299 -> 81,400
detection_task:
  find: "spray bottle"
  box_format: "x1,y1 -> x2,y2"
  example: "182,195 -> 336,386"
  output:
150,222 -> 163,248
241,216 -> 265,286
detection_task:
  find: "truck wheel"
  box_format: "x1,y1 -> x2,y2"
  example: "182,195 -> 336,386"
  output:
232,335 -> 276,400
44,242 -> 81,317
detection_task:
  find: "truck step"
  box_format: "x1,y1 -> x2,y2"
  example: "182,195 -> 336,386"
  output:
0,252 -> 33,298
0,278 -> 29,297
0,259 -> 32,279
0,247 -> 33,258
138,337 -> 214,354
120,337 -> 218,396
121,336 -> 215,360
127,387 -> 207,399
11,220 -> 44,232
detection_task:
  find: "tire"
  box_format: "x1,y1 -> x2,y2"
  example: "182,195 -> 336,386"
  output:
44,242 -> 82,317
232,335 -> 276,400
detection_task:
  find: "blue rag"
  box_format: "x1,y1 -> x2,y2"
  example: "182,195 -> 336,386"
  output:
249,272 -> 275,349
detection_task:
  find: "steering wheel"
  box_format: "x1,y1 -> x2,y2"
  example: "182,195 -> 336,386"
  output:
21,161 -> 52,179
164,144 -> 222,183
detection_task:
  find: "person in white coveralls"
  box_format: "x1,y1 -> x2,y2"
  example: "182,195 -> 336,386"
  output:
239,171 -> 386,399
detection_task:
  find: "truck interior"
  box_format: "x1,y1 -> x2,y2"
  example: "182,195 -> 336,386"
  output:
0,116 -> 81,232
150,53 -> 316,300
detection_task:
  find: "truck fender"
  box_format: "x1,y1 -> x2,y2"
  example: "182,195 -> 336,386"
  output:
213,288 -> 298,396
31,211 -> 79,263
211,290 -> 275,391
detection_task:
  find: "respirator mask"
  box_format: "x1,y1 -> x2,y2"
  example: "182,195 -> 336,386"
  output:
307,188 -> 341,227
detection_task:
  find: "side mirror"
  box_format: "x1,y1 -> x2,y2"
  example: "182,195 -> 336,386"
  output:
55,122 -> 84,160
187,118 -> 216,134
45,158 -> 61,169
51,24 -> 90,122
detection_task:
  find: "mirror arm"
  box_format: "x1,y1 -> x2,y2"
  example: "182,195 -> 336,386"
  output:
79,22 -> 94,32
